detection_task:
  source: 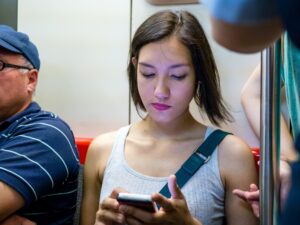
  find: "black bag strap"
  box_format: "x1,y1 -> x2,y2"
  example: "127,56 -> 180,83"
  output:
159,129 -> 231,198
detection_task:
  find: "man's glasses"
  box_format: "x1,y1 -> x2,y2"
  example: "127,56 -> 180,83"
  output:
0,60 -> 32,72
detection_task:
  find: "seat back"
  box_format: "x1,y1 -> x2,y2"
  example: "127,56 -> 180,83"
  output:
73,165 -> 83,225
76,137 -> 93,164
251,147 -> 260,172
73,137 -> 92,225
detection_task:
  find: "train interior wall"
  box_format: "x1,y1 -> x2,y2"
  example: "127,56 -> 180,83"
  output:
15,0 -> 260,147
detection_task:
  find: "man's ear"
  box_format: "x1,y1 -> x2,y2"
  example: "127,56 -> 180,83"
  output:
132,57 -> 137,68
27,69 -> 38,93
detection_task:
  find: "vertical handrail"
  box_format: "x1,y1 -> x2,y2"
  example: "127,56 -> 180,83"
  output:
259,45 -> 281,225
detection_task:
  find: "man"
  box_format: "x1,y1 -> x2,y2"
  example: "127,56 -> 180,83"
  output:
203,0 -> 300,222
149,0 -> 299,53
233,58 -> 299,217
0,25 -> 79,224
197,1 -> 300,223
201,0 -> 300,52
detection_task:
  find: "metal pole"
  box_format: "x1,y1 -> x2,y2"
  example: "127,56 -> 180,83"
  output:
259,45 -> 281,225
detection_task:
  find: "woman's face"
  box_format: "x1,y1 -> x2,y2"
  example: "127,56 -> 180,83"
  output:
135,35 -> 196,124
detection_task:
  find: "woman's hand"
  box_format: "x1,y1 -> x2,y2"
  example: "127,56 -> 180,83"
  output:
118,175 -> 201,225
94,188 -> 126,225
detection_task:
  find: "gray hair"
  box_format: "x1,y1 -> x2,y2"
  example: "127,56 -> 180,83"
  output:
19,55 -> 34,74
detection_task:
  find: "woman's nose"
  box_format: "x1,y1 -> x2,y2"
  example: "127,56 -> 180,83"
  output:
154,78 -> 170,100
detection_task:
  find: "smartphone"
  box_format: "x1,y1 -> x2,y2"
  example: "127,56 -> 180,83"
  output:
117,193 -> 158,213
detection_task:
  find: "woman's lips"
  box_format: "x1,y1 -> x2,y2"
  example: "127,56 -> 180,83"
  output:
151,103 -> 171,111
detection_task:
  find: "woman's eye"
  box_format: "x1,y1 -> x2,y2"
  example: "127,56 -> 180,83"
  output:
171,74 -> 187,80
141,73 -> 155,78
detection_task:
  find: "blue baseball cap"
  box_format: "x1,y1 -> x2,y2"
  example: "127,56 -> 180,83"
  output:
0,25 -> 40,70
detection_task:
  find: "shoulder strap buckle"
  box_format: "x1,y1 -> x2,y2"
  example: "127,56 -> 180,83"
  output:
195,151 -> 211,163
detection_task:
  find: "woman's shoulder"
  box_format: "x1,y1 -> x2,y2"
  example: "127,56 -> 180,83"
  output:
217,132 -> 257,181
84,129 -> 122,169
92,130 -> 119,149
89,130 -> 121,156
218,132 -> 252,160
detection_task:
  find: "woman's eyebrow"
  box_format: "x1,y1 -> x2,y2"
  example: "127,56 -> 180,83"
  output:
169,63 -> 190,69
138,62 -> 155,68
139,62 -> 189,69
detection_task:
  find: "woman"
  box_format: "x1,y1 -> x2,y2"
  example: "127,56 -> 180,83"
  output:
80,10 -> 258,225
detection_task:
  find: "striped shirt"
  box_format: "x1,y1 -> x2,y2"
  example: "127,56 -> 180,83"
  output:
0,102 -> 80,225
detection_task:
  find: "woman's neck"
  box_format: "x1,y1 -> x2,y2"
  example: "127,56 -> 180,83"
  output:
135,112 -> 206,141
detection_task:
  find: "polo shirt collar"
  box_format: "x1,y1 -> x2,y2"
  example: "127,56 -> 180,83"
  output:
0,102 -> 41,131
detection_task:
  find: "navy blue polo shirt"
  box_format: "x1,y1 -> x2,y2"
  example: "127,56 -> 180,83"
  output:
0,102 -> 80,225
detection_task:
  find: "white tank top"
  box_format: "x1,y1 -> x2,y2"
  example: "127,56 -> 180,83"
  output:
100,125 -> 225,225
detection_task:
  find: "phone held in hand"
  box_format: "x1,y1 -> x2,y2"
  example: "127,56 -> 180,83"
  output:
117,193 -> 158,213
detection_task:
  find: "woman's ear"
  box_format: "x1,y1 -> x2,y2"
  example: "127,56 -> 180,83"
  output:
132,57 -> 137,68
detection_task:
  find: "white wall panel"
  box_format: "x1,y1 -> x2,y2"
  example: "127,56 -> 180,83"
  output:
131,1 -> 260,147
16,0 -> 260,147
18,0 -> 131,138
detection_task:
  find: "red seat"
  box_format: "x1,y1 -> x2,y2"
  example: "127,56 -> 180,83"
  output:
251,147 -> 260,172
75,137 -> 93,164
75,138 -> 261,169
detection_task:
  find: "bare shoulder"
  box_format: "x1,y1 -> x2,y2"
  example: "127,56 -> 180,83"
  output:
89,131 -> 119,154
86,131 -> 119,165
84,131 -> 117,184
217,135 -> 258,225
218,134 -> 257,184
80,130 -> 120,225
218,134 -> 253,162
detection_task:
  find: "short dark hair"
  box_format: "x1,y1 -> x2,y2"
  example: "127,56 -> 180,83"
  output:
127,10 -> 232,126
